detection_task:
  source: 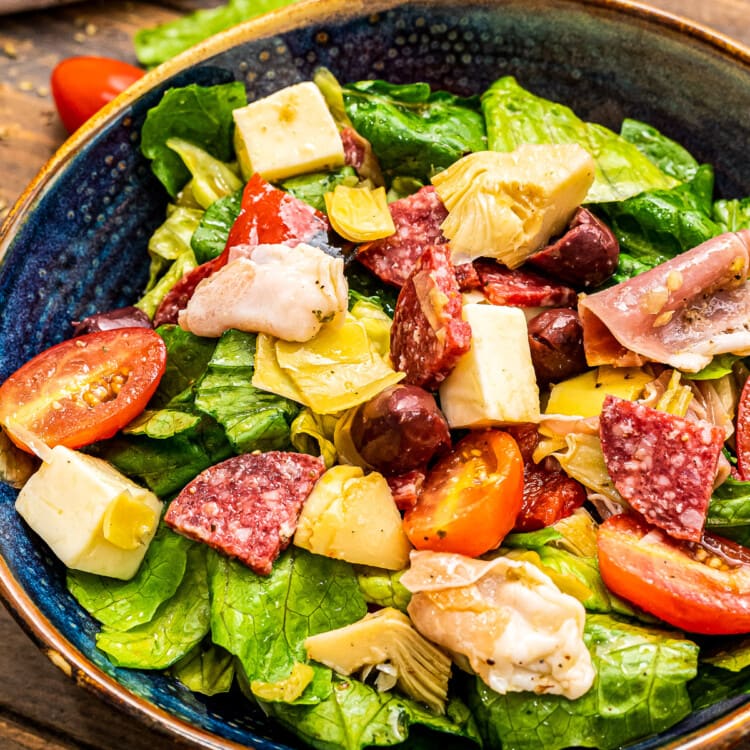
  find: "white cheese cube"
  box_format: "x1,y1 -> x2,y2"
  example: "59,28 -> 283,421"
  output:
15,447 -> 162,580
233,81 -> 345,182
439,304 -> 540,427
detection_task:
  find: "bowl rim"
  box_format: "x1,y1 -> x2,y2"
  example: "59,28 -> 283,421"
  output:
2,1 -> 750,748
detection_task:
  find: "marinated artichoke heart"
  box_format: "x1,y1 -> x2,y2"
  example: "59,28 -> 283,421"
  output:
304,607 -> 451,714
431,144 -> 595,267
325,185 -> 395,242
294,465 -> 412,570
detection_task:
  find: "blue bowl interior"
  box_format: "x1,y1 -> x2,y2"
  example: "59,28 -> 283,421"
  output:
2,2 -> 750,748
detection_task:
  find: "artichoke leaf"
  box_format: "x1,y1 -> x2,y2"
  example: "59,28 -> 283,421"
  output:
304,607 -> 451,714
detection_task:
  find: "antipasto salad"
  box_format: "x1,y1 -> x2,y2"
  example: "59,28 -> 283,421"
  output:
4,69 -> 750,750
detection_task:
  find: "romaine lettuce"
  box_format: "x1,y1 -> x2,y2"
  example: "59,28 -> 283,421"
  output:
281,166 -> 359,213
190,189 -> 242,264
343,80 -> 486,184
467,614 -> 698,750
141,82 -> 246,197
171,641 -> 235,696
481,77 -> 677,203
96,543 -> 210,669
620,118 -> 700,182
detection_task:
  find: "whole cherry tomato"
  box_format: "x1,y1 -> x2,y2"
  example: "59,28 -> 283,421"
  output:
51,56 -> 145,133
403,429 -> 524,557
0,328 -> 166,453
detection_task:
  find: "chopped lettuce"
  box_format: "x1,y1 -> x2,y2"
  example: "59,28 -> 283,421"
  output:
281,166 -> 359,213
481,77 -> 677,203
596,165 -> 720,283
290,408 -> 339,467
96,543 -> 210,669
171,642 -> 235,696
194,329 -> 300,453
343,80 -> 486,183
190,188 -> 242,264
135,247 -> 197,319
67,524 -> 190,630
713,196 -> 750,231
141,82 -> 246,197
165,137 -> 243,209
468,614 -> 699,750
93,408 -> 233,498
707,477 -> 750,539
207,547 -> 366,699
151,325 -> 217,408
620,118 -> 700,182
354,566 -> 411,613
134,0 -> 301,67
261,673 -> 482,750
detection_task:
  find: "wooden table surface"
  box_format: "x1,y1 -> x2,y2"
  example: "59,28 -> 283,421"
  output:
1,1 -> 750,748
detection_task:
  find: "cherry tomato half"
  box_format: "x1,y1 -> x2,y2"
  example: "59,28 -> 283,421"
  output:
735,375 -> 750,480
0,328 -> 166,453
598,512 -> 750,635
403,429 -> 524,557
51,56 -> 144,134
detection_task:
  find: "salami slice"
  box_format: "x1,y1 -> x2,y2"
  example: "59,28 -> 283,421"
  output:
165,452 -> 325,575
356,186 -> 448,287
454,261 -> 482,291
599,395 -> 724,542
390,244 -> 471,391
340,126 -> 384,185
474,259 -> 577,308
386,469 -> 426,512
153,257 -> 223,327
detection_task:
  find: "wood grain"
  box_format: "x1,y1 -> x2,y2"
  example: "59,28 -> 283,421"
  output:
1,1 -> 750,748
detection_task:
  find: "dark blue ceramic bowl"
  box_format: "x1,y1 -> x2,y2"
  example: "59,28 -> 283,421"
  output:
2,1 -> 750,747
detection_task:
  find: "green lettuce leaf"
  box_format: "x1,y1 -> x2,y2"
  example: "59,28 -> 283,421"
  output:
151,324 -> 217,408
597,165 -> 719,283
619,118 -> 700,182
194,329 -> 300,453
713,196 -> 750,232
171,641 -> 235,696
707,477 -> 750,530
281,166 -> 359,213
190,188 -> 242,264
354,566 -> 411,613
347,268 -> 398,317
208,547 -> 366,699
141,82 -> 246,197
343,80 -> 486,184
684,354 -> 743,381
67,525 -> 190,630
135,248 -> 197,319
93,408 -> 233,498
261,673 -> 482,750
467,614 -> 698,750
135,0 -> 301,67
688,663 -> 750,710
481,76 -> 677,203
96,543 -> 210,669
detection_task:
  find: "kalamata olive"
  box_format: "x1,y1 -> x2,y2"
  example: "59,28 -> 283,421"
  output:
527,308 -> 588,386
528,207 -> 619,289
71,306 -> 152,336
349,384 -> 451,475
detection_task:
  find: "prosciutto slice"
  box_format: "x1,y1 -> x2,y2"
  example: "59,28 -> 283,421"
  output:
580,230 -> 750,372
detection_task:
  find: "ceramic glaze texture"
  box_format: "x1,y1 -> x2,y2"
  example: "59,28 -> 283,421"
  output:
2,2 -> 750,749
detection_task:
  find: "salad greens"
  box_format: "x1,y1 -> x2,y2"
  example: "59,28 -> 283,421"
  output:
134,0 -> 301,68
61,70 -> 750,750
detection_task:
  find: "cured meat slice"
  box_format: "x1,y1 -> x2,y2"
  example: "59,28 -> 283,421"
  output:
505,424 -> 585,531
580,230 -> 750,372
386,469 -> 426,512
473,260 -> 577,308
225,173 -> 330,254
153,256 -> 224,326
390,244 -> 471,391
356,186 -> 448,287
454,261 -> 482,291
340,126 -> 384,185
165,452 -> 325,574
599,395 -> 724,542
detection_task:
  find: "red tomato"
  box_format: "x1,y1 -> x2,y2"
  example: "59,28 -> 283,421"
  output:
51,56 -> 144,134
598,512 -> 750,635
0,328 -> 166,453
403,429 -> 524,557
736,375 -> 750,480
222,173 -> 329,258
